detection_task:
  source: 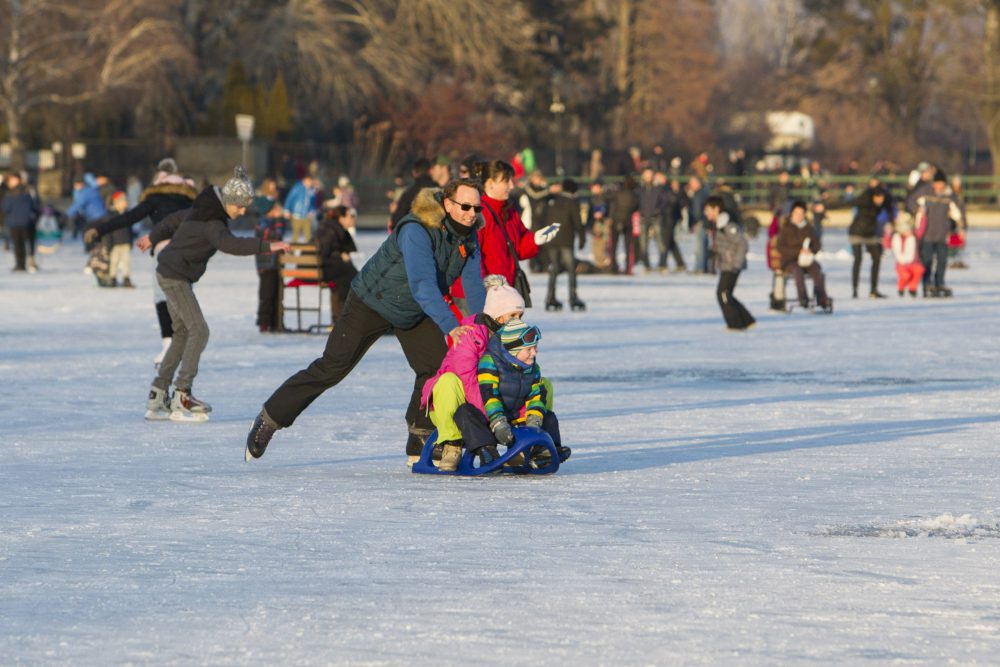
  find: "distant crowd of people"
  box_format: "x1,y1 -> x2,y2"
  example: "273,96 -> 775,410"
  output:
0,148 -> 979,473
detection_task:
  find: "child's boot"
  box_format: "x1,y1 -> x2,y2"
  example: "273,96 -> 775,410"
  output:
437,441 -> 463,472
476,444 -> 500,467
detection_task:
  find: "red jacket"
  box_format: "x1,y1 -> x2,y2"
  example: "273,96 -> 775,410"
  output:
452,194 -> 539,298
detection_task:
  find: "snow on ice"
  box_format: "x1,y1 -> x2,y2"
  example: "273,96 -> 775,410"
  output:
2,228 -> 1000,664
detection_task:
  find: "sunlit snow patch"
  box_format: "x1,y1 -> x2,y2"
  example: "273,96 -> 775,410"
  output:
818,513 -> 1000,539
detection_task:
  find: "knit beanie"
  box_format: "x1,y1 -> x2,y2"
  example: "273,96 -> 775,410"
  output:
499,318 -> 541,352
221,166 -> 254,208
482,275 -> 524,319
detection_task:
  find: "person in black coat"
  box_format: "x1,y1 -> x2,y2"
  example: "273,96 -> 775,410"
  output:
608,175 -> 639,274
84,159 -> 199,342
136,167 -> 290,422
848,186 -> 892,298
316,205 -> 359,322
538,179 -> 585,311
85,159 -> 198,244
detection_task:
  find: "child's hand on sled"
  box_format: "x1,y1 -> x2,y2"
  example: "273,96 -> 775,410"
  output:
269,241 -> 292,254
491,417 -> 514,446
525,414 -> 543,429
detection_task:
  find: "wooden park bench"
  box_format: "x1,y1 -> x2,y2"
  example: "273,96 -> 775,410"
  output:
279,244 -> 335,333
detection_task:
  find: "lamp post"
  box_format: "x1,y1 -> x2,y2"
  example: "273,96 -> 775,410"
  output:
70,142 -> 86,178
235,114 -> 255,179
550,94 -> 566,177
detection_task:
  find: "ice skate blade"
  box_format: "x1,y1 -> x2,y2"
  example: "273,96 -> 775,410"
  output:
244,445 -> 253,463
169,411 -> 209,423
144,410 -> 171,421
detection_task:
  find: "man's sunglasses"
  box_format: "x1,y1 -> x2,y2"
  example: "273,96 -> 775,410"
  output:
448,198 -> 483,213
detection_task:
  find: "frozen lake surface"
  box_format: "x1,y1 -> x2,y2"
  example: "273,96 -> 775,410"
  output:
2,228 -> 1000,665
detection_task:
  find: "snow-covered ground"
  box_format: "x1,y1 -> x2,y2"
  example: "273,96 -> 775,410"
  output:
2,229 -> 1000,665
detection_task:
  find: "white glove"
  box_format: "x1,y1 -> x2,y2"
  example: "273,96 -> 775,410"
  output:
534,223 -> 560,245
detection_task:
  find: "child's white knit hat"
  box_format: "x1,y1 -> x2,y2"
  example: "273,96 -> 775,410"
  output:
482,275 -> 524,319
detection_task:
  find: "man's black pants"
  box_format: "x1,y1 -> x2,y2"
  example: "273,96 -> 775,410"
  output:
263,290 -> 448,452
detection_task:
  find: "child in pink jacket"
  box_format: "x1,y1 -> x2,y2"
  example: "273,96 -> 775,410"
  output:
417,275 -> 525,469
891,218 -> 924,297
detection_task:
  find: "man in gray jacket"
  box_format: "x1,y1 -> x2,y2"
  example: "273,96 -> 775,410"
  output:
137,167 -> 290,421
914,171 -> 965,297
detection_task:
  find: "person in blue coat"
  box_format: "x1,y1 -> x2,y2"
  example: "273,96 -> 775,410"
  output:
66,173 -> 107,238
247,179 -> 488,466
1,171 -> 39,271
283,175 -> 317,243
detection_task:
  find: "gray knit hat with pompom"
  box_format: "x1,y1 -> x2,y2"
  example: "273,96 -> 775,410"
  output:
221,166 -> 254,208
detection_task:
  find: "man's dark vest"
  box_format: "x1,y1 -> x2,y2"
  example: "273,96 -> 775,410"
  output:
351,213 -> 477,329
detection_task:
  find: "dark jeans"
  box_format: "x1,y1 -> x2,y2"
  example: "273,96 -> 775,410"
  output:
785,262 -> 828,305
257,269 -> 281,330
717,270 -> 755,329
323,263 -> 358,305
263,290 -> 449,451
453,403 -> 562,451
920,241 -> 948,288
660,219 -> 686,270
156,300 -> 174,338
8,226 -> 29,270
609,222 -> 633,273
851,242 -> 882,295
545,246 -> 578,303
638,215 -> 665,268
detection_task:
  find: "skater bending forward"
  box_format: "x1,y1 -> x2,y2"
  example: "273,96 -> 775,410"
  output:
139,166 -> 291,421
246,180 -> 488,462
421,275 -> 526,470
705,196 -> 755,330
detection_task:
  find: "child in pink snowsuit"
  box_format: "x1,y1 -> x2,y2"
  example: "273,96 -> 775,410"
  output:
891,218 -> 924,297
417,275 -> 525,469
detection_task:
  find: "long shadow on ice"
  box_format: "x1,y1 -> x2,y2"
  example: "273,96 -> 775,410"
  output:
563,414 -> 1000,475
557,376 -> 987,422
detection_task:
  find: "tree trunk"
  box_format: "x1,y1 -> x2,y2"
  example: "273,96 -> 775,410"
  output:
2,99 -> 25,171
610,0 -> 632,148
984,0 -> 1000,202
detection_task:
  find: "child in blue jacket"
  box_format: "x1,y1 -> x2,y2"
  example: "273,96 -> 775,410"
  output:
451,319 -> 570,467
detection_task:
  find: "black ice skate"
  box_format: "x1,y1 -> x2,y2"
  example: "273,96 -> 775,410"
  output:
245,410 -> 280,461
545,299 -> 564,312
570,298 -> 586,311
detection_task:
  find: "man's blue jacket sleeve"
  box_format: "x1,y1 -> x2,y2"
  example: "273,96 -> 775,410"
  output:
398,225 -> 460,334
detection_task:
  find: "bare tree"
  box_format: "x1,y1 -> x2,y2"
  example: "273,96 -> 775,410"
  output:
0,0 -> 193,169
613,0 -> 720,149
983,0 -> 1000,187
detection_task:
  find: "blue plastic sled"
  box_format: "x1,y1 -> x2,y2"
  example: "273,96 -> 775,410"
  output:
411,426 -> 560,476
